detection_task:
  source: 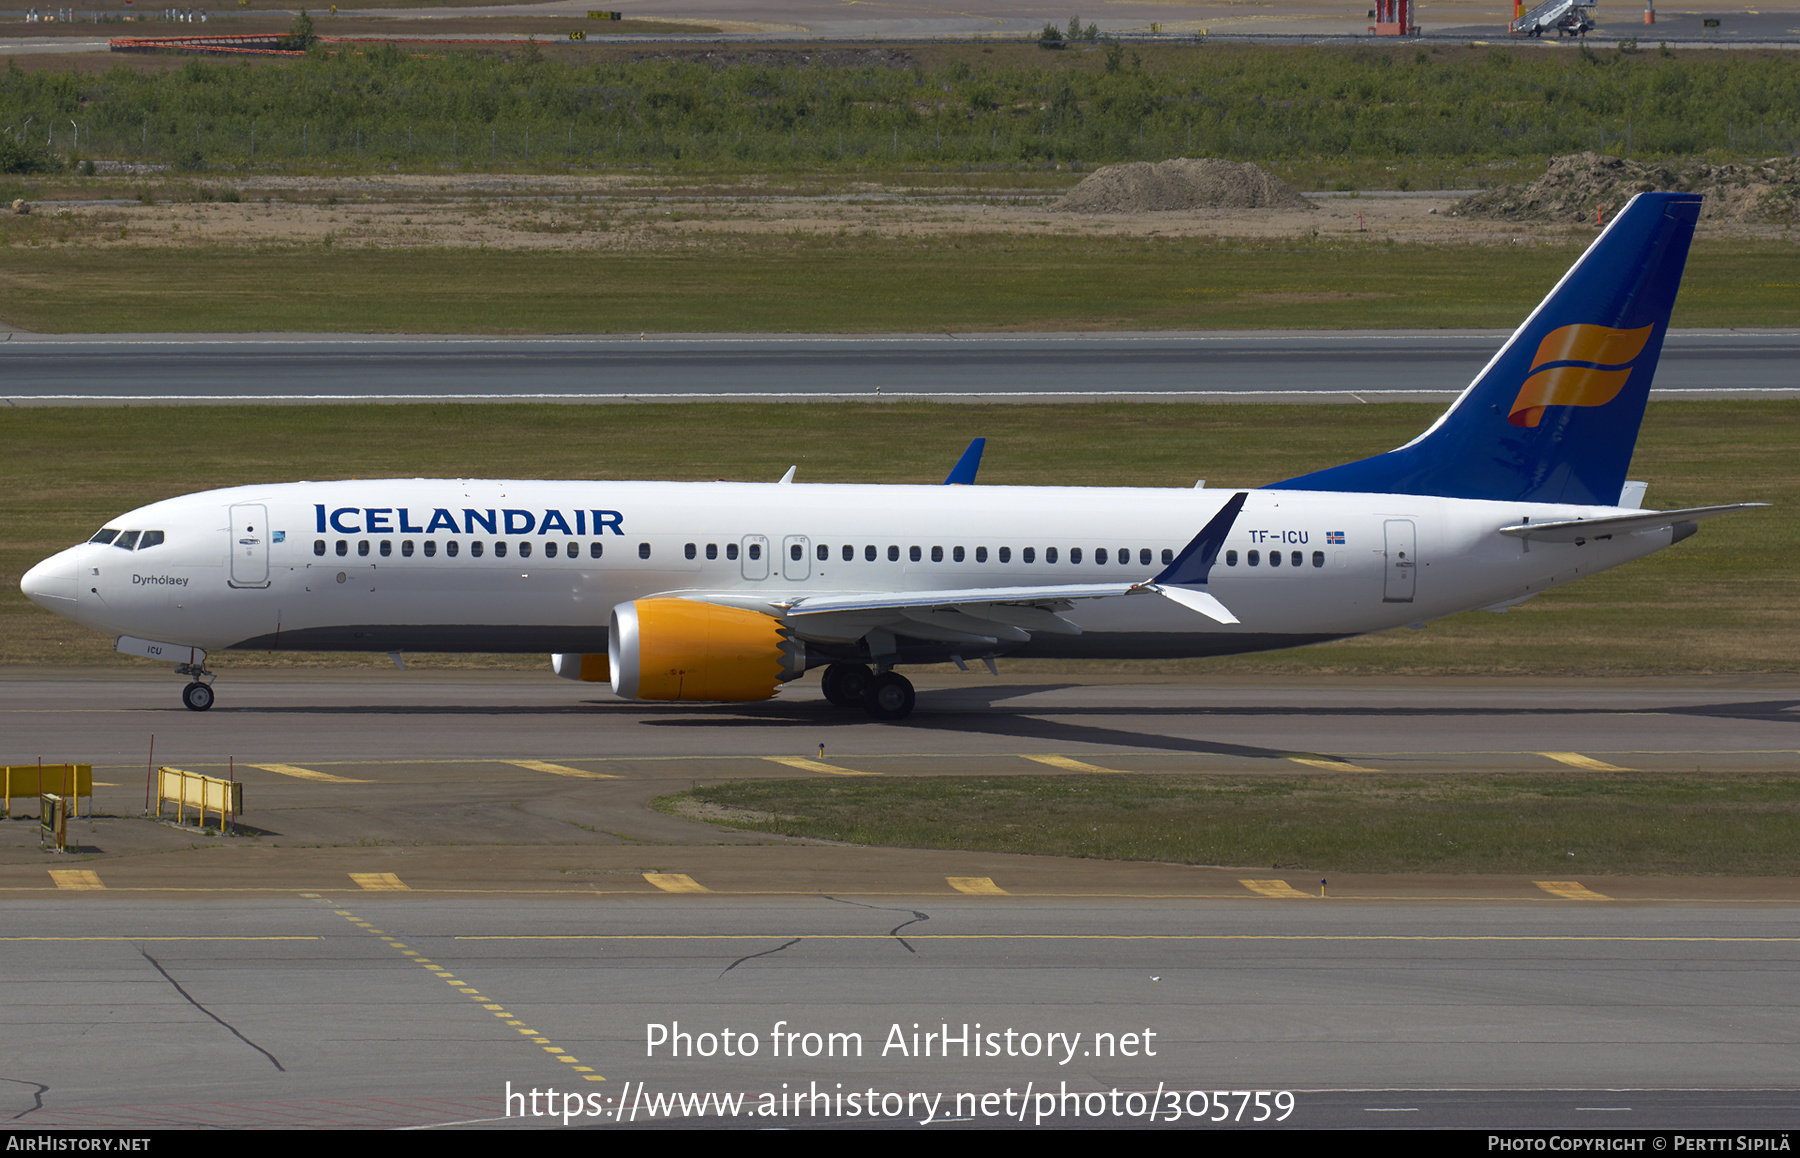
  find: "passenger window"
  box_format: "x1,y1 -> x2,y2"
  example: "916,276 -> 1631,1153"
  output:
910,546 -> 922,562
998,546 -> 1011,563
590,542 -> 604,559
707,544 -> 718,560
140,531 -> 165,549
888,546 -> 899,562
90,529 -> 120,544
952,546 -> 964,563
336,540 -> 347,557
1070,548 -> 1082,564
1248,550 -> 1260,566
1162,549 -> 1174,564
726,543 -> 739,561
842,544 -> 853,562
1023,547 -> 1035,563
1226,550 -> 1238,566
976,546 -> 987,563
865,545 -> 876,562
930,546 -> 943,563
357,540 -> 370,557
1312,550 -> 1325,568
685,543 -> 697,560
817,544 -> 829,562
115,531 -> 140,550
747,543 -> 760,561
545,542 -> 558,558
1140,549 -> 1152,566
1046,547 -> 1059,564
402,541 -> 415,557
519,542 -> 532,559
495,542 -> 508,558
791,543 -> 804,562
314,540 -> 326,557
1270,550 -> 1282,567
1096,548 -> 1108,565
379,541 -> 391,557
639,542 -> 652,560
424,541 -> 436,557
471,541 -> 485,558
1291,550 -> 1302,567
446,541 -> 459,557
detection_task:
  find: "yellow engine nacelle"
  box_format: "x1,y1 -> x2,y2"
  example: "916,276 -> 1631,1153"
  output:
551,652 -> 610,682
608,599 -> 805,702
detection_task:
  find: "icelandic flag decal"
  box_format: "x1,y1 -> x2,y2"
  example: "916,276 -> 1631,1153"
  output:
1326,531 -> 1345,544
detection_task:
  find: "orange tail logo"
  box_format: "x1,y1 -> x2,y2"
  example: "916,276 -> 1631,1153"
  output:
1508,324 -> 1655,428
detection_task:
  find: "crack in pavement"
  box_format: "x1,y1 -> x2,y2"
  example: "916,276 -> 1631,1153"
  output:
825,895 -> 930,955
1,1078 -> 47,1121
138,948 -> 285,1072
719,937 -> 801,979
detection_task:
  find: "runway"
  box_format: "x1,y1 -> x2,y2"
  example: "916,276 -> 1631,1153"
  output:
5,673 -> 1798,1129
3,330 -> 1796,405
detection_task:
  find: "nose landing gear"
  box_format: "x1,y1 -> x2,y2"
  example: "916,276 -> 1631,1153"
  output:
176,661 -> 215,712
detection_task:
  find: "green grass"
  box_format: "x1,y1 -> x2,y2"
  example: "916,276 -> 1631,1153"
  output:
1,400 -> 1792,671
0,237 -> 1793,334
656,773 -> 1800,876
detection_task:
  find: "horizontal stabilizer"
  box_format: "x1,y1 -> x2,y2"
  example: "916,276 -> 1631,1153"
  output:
1498,503 -> 1766,542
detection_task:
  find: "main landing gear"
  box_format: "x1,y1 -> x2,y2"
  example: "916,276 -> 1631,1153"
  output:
176,661 -> 215,712
820,663 -> 916,721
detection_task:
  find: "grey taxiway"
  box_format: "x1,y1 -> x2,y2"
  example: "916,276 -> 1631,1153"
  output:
3,329 -> 1796,405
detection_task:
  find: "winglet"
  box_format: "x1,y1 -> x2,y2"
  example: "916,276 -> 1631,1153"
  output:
1152,492 -> 1248,587
944,438 -> 986,485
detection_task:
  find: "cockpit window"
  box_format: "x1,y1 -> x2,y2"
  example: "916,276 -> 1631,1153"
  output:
90,528 -> 120,545
114,531 -> 141,550
138,531 -> 165,550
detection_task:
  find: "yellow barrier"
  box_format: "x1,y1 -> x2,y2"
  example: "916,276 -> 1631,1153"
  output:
3,764 -> 93,819
155,766 -> 242,832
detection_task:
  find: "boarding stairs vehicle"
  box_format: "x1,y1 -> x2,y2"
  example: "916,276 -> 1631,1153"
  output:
1510,0 -> 1598,36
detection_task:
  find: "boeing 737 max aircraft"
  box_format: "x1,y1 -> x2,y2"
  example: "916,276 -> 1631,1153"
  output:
19,192 -> 1762,720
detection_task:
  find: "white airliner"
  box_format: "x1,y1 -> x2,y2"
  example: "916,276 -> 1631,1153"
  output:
19,192 -> 1761,720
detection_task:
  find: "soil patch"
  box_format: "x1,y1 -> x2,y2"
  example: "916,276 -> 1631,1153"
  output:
1058,158 -> 1314,214
1459,151 -> 1800,224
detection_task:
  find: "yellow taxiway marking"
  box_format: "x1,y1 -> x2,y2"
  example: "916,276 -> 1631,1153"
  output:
249,763 -> 370,784
325,901 -> 603,1081
1538,752 -> 1636,772
643,873 -> 710,893
505,760 -> 621,781
1022,754 -> 1132,774
349,872 -> 410,891
1535,881 -> 1612,901
1240,879 -> 1313,899
763,756 -> 878,777
48,870 -> 104,890
1286,756 -> 1381,772
947,877 -> 1008,895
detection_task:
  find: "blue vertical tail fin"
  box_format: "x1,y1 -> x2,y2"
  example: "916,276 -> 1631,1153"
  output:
1269,192 -> 1702,506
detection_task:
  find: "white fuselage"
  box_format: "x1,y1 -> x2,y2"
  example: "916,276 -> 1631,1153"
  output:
25,478 -> 1673,662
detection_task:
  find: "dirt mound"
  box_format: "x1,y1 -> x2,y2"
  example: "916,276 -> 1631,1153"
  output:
1057,158 -> 1314,213
1459,151 -> 1800,224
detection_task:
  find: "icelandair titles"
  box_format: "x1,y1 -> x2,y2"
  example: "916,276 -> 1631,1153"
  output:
314,505 -> 625,536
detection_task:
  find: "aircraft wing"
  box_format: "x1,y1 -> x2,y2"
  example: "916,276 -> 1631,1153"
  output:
1497,503 -> 1767,543
766,491 -> 1248,642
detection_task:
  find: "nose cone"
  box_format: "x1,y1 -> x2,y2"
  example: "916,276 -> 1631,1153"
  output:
21,547 -> 80,613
